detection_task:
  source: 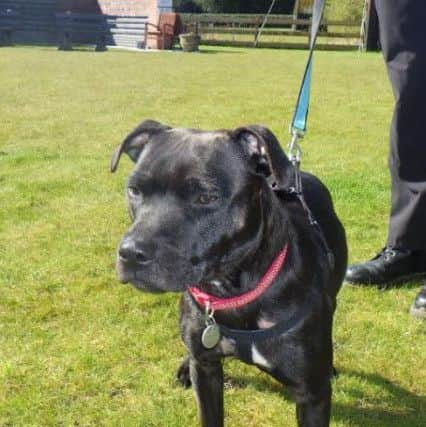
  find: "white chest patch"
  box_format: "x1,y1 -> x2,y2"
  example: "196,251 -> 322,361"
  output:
251,345 -> 271,369
257,318 -> 276,329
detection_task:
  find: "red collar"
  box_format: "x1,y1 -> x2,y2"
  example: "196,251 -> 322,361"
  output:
188,244 -> 289,312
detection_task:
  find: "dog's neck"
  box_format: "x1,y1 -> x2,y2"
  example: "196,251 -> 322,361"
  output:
207,186 -> 323,310
189,243 -> 289,312
199,187 -> 300,300
237,192 -> 294,292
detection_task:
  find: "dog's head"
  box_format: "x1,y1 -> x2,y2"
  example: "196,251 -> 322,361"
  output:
111,120 -> 293,292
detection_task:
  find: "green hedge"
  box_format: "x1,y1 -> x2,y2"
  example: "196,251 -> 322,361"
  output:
173,0 -> 365,24
173,0 -> 294,14
326,0 -> 364,23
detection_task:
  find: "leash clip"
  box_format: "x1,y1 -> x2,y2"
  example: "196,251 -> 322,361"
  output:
288,130 -> 303,194
205,304 -> 216,326
288,130 -> 303,164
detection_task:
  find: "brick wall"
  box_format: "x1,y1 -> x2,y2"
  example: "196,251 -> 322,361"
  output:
96,1 -> 161,48
98,0 -> 152,16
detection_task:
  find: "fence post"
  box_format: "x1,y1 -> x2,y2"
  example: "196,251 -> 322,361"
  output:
292,0 -> 300,31
363,0 -> 379,51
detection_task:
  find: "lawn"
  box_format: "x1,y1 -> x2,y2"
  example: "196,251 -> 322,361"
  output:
0,45 -> 424,427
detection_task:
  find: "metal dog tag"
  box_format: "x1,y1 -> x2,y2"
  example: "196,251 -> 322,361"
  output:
201,324 -> 221,349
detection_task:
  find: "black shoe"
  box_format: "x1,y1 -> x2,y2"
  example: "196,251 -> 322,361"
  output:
410,285 -> 426,319
345,247 -> 426,287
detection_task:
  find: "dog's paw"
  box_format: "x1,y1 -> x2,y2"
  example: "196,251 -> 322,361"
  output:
177,358 -> 192,388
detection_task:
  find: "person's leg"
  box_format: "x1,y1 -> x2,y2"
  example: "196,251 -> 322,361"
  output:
378,0 -> 426,250
346,0 -> 426,288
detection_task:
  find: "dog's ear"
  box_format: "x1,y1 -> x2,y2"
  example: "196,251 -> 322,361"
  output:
111,120 -> 171,173
232,125 -> 293,188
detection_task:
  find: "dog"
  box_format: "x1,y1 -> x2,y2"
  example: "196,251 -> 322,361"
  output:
111,120 -> 347,427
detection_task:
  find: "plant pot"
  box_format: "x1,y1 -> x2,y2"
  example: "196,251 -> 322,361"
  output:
179,33 -> 201,52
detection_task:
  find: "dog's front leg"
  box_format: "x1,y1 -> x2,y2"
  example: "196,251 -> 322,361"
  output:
189,357 -> 224,427
295,384 -> 331,427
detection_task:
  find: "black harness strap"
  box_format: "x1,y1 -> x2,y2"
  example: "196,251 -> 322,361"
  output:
218,294 -> 313,347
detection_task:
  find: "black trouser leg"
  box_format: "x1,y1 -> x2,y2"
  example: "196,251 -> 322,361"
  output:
374,0 -> 426,251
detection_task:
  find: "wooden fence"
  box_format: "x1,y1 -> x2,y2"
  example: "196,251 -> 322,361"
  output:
0,0 -> 147,49
0,0 -> 57,44
181,13 -> 361,50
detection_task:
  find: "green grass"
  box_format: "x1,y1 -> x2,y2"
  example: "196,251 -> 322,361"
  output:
0,45 -> 424,427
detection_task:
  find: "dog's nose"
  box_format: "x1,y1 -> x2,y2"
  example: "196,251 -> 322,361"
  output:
118,239 -> 153,266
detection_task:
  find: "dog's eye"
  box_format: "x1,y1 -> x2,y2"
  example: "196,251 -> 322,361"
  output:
197,194 -> 218,205
128,186 -> 142,199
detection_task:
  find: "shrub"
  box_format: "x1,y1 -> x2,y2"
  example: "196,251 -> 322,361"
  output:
173,0 -> 365,21
173,0 -> 203,13
174,0 -> 294,14
326,0 -> 364,24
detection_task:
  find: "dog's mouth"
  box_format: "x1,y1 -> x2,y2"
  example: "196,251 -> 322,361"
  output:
116,257 -> 197,293
115,244 -> 239,294
117,269 -> 166,293
116,259 -> 165,292
124,279 -> 165,294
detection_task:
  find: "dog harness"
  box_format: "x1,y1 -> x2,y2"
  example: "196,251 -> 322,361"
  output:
187,249 -> 318,353
187,243 -> 326,351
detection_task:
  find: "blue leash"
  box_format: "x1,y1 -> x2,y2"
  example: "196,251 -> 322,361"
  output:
195,3 -> 333,352
286,0 -> 335,268
285,0 -> 330,243
290,0 -> 326,136
288,0 -> 326,196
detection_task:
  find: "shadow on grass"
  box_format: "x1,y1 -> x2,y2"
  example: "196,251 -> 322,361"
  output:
198,48 -> 246,55
343,281 -> 422,291
225,368 -> 425,427
8,44 -> 245,55
333,369 -> 425,427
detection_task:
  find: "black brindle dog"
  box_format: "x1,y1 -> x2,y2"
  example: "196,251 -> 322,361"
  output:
111,120 -> 347,427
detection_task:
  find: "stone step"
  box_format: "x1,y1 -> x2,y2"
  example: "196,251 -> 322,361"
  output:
109,28 -> 145,35
106,16 -> 148,23
107,34 -> 144,48
107,23 -> 147,30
